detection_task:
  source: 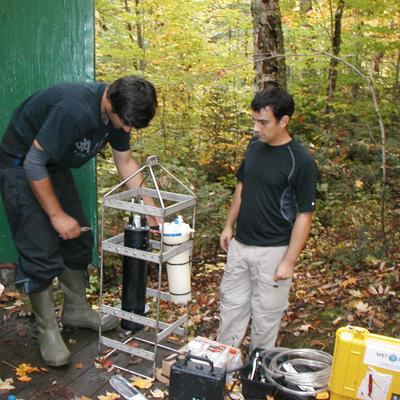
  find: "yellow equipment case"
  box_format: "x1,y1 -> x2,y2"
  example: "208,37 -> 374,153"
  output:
329,326 -> 400,400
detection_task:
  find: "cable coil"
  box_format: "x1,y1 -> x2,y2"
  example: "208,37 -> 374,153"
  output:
261,348 -> 332,398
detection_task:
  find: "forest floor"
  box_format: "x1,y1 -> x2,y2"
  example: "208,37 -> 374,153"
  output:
1,235 -> 399,399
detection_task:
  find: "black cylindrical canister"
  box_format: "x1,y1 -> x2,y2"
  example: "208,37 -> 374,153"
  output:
121,224 -> 149,332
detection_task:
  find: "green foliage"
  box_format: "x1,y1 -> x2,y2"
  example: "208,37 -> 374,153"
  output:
95,0 -> 400,267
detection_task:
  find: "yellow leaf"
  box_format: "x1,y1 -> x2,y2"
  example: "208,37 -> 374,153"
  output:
97,392 -> 120,400
15,363 -> 40,377
131,377 -> 153,389
349,289 -> 363,298
354,179 -> 364,188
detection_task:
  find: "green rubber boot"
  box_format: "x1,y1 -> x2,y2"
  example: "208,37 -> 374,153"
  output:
29,287 -> 71,367
60,267 -> 119,331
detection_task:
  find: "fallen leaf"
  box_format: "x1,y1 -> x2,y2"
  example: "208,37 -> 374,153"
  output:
95,357 -> 113,370
131,377 -> 153,389
15,363 -> 40,377
4,291 -> 20,299
309,340 -> 326,350
354,302 -> 370,313
227,393 -> 244,400
354,179 -> 364,189
341,277 -> 357,288
332,316 -> 343,325
0,378 -> 15,390
373,318 -> 385,328
368,285 -> 378,295
349,289 -> 363,298
17,375 -> 32,382
78,397 -> 92,400
299,324 -> 312,332
127,340 -> 140,348
98,392 -> 120,400
150,388 -> 166,398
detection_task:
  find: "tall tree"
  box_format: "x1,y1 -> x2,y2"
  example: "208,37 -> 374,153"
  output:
325,0 -> 345,118
252,0 -> 287,90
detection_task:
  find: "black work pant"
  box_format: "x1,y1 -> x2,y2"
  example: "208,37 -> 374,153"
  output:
0,165 -> 93,294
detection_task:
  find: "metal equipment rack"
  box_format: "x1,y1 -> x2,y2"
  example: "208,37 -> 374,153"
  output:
98,155 -> 196,378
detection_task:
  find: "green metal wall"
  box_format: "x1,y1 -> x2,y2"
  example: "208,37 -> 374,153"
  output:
0,0 -> 97,262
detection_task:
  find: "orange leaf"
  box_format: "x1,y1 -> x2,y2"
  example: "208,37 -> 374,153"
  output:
341,277 -> 357,288
18,375 -> 32,382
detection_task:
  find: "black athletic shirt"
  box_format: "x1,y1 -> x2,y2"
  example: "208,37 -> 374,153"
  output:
0,82 -> 130,168
235,137 -> 317,246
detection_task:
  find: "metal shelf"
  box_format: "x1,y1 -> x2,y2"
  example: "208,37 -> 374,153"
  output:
102,233 -> 193,264
99,155 -> 196,378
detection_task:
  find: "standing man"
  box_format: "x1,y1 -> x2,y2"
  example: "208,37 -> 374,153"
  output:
217,87 -> 317,351
0,76 -> 157,366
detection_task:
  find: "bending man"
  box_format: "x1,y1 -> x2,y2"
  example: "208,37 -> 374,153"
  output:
0,76 -> 157,366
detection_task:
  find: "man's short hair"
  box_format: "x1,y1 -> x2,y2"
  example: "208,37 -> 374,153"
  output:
251,86 -> 295,120
108,75 -> 157,129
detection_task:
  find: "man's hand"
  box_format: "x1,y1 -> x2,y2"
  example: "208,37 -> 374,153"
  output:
147,215 -> 162,228
274,259 -> 295,282
50,211 -> 81,240
220,226 -> 233,253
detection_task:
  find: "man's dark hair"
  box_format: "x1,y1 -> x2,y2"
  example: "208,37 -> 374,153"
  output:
108,75 -> 157,129
251,87 -> 295,120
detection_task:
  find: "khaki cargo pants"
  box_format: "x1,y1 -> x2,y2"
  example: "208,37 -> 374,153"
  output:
217,238 -> 291,350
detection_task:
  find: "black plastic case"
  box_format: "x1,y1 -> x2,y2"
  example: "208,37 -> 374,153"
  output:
169,354 -> 226,400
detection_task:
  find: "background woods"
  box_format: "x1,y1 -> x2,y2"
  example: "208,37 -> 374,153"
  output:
95,0 -> 399,341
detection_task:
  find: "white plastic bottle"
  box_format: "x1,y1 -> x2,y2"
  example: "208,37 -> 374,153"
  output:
162,216 -> 194,304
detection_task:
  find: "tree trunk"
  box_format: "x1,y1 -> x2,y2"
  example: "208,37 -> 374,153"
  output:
394,49 -> 400,89
252,0 -> 287,91
325,0 -> 345,117
123,0 -> 145,71
134,0 -> 145,71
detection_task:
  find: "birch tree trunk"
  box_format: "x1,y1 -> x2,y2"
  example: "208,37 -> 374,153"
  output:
252,0 -> 287,90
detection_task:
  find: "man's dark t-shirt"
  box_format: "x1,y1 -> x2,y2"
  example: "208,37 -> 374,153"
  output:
0,82 -> 130,168
235,137 -> 317,247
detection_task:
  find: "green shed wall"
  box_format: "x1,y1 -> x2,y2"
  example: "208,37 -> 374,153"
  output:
0,0 -> 97,262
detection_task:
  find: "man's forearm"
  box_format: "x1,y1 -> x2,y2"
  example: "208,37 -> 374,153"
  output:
282,212 -> 313,265
30,177 -> 63,218
117,158 -> 144,189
